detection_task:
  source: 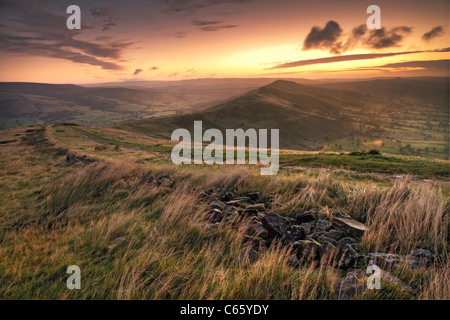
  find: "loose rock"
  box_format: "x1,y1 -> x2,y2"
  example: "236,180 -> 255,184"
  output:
261,213 -> 290,238
295,209 -> 317,223
333,217 -> 368,237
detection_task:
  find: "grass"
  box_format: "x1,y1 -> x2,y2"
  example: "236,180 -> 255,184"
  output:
279,152 -> 450,179
0,125 -> 448,299
58,124 -> 450,180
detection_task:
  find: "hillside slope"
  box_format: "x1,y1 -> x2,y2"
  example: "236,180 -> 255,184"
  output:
115,80 -> 360,150
116,78 -> 449,156
0,81 -> 265,129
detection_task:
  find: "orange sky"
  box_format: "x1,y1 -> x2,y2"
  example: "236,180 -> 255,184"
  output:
0,0 -> 448,84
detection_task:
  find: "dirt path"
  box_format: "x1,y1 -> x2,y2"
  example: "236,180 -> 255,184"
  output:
66,127 -> 148,152
56,126 -> 449,184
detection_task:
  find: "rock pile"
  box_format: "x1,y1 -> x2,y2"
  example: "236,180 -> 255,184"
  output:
201,188 -> 435,273
141,171 -> 175,188
201,188 -> 369,270
66,153 -> 95,165
368,249 -> 435,270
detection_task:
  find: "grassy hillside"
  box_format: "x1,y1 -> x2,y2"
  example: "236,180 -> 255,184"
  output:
1,77 -> 448,158
0,81 -> 268,129
0,124 -> 448,299
115,80 -> 360,150
117,79 -> 449,159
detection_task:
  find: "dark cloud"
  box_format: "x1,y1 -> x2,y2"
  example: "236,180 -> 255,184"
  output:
340,59 -> 450,75
160,0 -> 256,15
133,68 -> 143,75
0,1 -> 129,70
422,26 -> 444,41
433,47 -> 450,52
273,51 -> 419,69
200,24 -> 238,31
380,59 -> 449,70
303,21 -> 343,54
272,48 -> 450,69
89,5 -> 117,31
345,25 -> 412,50
302,21 -> 412,54
192,19 -> 222,26
0,32 -> 125,70
192,18 -> 237,31
362,26 -> 412,49
149,66 -> 159,71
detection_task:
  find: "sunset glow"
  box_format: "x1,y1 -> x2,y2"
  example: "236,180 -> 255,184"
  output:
0,0 -> 448,83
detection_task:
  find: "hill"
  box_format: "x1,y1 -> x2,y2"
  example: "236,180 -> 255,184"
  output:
115,80 -> 370,150
115,78 -> 449,158
0,81 -> 276,129
1,77 -> 448,158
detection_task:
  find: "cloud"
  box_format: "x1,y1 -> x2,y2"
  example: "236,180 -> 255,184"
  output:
89,5 -> 117,31
271,47 -> 450,69
379,59 -> 449,70
160,0 -> 256,16
303,21 -> 343,54
192,18 -> 237,31
148,66 -> 159,71
422,26 -> 444,41
0,1 -> 129,70
302,21 -> 413,54
358,26 -> 412,49
192,19 -> 222,26
200,24 -> 238,31
273,51 -> 418,69
339,59 -> 450,75
133,68 -> 143,75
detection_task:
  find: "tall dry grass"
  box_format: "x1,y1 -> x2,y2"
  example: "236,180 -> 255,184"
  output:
1,158 -> 448,299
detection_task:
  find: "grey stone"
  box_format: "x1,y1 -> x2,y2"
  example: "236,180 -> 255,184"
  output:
320,241 -> 339,263
261,213 -> 290,237
338,244 -> 359,269
206,209 -> 223,223
141,171 -> 154,183
337,237 -> 359,252
299,223 -> 312,235
315,219 -> 332,231
246,192 -> 261,201
244,220 -> 269,240
294,240 -> 321,260
335,275 -> 366,300
323,230 -> 345,241
295,209 -> 317,223
208,200 -> 226,211
318,235 -> 337,246
245,203 -> 266,212
157,176 -> 174,188
334,211 -> 352,219
281,231 -> 297,245
333,217 -> 368,237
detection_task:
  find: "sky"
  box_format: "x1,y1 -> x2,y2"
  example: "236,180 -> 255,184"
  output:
0,0 -> 448,84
